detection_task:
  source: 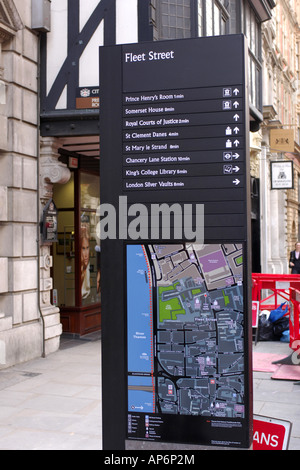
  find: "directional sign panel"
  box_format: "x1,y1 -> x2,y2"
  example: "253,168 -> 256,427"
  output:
100,35 -> 252,450
118,38 -> 249,241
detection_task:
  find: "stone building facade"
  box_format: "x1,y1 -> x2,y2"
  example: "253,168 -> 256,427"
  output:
3,0 -> 297,369
0,0 -> 64,368
0,0 -> 42,366
258,0 -> 300,273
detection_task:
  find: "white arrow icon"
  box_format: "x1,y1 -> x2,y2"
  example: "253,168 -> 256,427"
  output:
234,127 -> 240,134
233,179 -> 240,185
232,153 -> 240,159
233,88 -> 240,96
233,166 -> 240,172
233,139 -> 240,147
233,114 -> 240,121
233,101 -> 240,108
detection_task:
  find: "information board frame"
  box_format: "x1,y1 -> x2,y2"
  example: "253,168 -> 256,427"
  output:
100,35 -> 253,450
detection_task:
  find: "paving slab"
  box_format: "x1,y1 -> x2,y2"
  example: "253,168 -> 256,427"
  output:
0,336 -> 298,450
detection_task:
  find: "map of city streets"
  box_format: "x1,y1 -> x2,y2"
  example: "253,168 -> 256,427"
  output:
127,243 -> 247,445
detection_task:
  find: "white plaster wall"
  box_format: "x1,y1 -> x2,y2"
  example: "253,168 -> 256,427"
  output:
47,0 -> 140,99
79,20 -> 104,87
116,0 -> 138,45
80,0 -> 100,31
46,0 -> 68,94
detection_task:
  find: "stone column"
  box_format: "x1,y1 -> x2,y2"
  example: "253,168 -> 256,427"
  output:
39,136 -> 71,354
0,26 -> 9,304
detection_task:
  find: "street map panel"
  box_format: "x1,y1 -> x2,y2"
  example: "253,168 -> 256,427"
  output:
127,243 -> 245,423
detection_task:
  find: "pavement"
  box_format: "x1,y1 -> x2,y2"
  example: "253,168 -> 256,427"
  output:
0,334 -> 102,450
0,334 -> 299,451
252,339 -> 300,451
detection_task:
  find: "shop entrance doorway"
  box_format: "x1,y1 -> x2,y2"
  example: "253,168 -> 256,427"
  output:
52,136 -> 101,336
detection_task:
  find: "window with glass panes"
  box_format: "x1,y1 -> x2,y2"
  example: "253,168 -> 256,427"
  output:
155,0 -> 263,114
242,1 -> 262,111
158,0 -> 192,39
201,0 -> 229,36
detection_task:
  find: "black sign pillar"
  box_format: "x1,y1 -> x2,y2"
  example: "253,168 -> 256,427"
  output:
100,35 -> 253,450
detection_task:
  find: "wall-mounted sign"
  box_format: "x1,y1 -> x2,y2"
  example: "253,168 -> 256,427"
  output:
76,86 -> 99,109
271,160 -> 294,189
41,199 -> 58,243
270,129 -> 294,152
68,156 -> 78,169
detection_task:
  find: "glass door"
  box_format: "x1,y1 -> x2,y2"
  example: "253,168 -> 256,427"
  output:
79,171 -> 100,306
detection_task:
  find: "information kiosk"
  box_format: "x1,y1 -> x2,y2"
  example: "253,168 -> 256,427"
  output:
100,35 -> 253,450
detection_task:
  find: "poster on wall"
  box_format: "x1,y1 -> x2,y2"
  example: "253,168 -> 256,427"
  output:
80,218 -> 91,301
41,198 -> 58,243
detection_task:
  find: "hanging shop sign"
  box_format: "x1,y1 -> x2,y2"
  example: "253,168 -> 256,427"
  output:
271,160 -> 294,189
41,198 -> 58,243
270,129 -> 294,152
